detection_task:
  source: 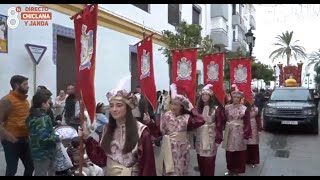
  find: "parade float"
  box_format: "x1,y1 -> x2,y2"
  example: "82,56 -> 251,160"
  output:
277,61 -> 303,87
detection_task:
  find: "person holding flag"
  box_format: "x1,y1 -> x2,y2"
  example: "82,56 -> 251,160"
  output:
194,84 -> 224,176
222,84 -> 252,176
143,83 -> 205,176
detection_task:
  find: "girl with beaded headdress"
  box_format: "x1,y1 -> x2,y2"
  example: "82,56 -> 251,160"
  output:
144,83 -> 205,176
222,84 -> 252,176
79,75 -> 157,176
194,84 -> 224,176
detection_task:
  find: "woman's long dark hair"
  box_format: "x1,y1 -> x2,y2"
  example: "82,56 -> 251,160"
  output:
100,105 -> 139,154
197,94 -> 215,115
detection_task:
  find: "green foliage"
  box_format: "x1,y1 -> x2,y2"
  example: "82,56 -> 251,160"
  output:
159,21 -> 217,62
314,74 -> 320,84
311,55 -> 320,88
251,60 -> 276,84
158,21 -> 217,83
315,66 -> 320,76
269,31 -> 307,66
307,49 -> 320,71
224,47 -> 247,80
158,21 -> 274,84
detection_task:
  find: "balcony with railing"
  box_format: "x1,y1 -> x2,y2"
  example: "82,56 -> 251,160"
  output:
210,4 -> 229,20
232,13 -> 246,32
232,40 -> 244,51
210,28 -> 228,47
250,14 -> 256,30
232,31 -> 247,51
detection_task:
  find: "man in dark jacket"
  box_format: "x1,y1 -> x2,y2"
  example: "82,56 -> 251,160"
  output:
254,89 -> 266,114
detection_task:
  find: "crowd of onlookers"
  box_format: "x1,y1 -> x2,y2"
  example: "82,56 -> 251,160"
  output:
0,75 -> 108,176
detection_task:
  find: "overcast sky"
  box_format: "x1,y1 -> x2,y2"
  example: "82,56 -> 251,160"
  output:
253,4 -> 320,67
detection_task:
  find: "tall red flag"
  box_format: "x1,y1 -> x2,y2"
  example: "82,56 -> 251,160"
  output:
172,48 -> 198,105
230,58 -> 252,104
136,34 -> 157,111
203,53 -> 225,105
74,4 -> 98,123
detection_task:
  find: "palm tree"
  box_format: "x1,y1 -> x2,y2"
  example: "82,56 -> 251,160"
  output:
269,31 -> 307,66
306,49 -> 320,71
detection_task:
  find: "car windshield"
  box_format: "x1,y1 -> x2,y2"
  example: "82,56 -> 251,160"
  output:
270,89 -> 311,101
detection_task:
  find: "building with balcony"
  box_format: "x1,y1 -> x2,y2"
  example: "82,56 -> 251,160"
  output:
210,4 -> 256,52
210,4 -> 230,50
0,4 -> 210,104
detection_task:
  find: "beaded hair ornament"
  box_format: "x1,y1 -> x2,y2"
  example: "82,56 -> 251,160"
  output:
106,75 -> 137,109
231,84 -> 244,97
170,83 -> 193,111
201,84 -> 214,96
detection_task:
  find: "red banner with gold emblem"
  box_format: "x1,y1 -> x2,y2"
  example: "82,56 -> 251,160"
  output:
136,34 -> 157,111
230,58 -> 252,104
284,66 -> 298,80
278,63 -> 284,86
297,62 -> 303,86
74,4 -> 98,123
172,48 -> 198,105
203,53 -> 225,105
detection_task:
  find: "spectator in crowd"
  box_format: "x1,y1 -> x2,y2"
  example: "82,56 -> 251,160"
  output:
0,75 -> 34,176
26,91 -> 62,176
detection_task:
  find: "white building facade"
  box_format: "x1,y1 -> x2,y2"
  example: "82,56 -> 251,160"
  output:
209,4 -> 256,52
0,4 -> 210,104
196,4 -> 257,86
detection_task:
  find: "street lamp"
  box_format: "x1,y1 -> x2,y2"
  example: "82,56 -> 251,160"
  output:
245,28 -> 256,57
273,65 -> 277,89
306,73 -> 310,89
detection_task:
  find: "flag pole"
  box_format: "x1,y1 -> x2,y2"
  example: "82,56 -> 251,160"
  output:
141,21 -> 150,114
70,4 -> 97,176
70,4 -> 95,20
142,21 -> 146,40
70,7 -> 84,20
70,4 -> 87,176
79,92 -> 85,176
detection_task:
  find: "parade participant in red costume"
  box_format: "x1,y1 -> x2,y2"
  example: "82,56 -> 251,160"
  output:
194,84 -> 224,176
79,75 -> 157,176
144,83 -> 205,176
222,84 -> 252,176
246,94 -> 263,168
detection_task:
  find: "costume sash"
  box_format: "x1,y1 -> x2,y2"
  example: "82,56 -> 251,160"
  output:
159,131 -> 188,174
106,158 -> 138,176
222,120 -> 243,150
199,123 -> 216,150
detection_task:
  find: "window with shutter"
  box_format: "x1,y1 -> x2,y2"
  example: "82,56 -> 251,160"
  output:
168,4 -> 180,26
232,4 -> 236,15
192,5 -> 201,25
132,4 -> 149,12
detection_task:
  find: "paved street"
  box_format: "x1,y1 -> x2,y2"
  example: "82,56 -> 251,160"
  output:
1,121 -> 320,176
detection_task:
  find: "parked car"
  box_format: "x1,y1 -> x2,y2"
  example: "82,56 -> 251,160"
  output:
263,87 -> 319,134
